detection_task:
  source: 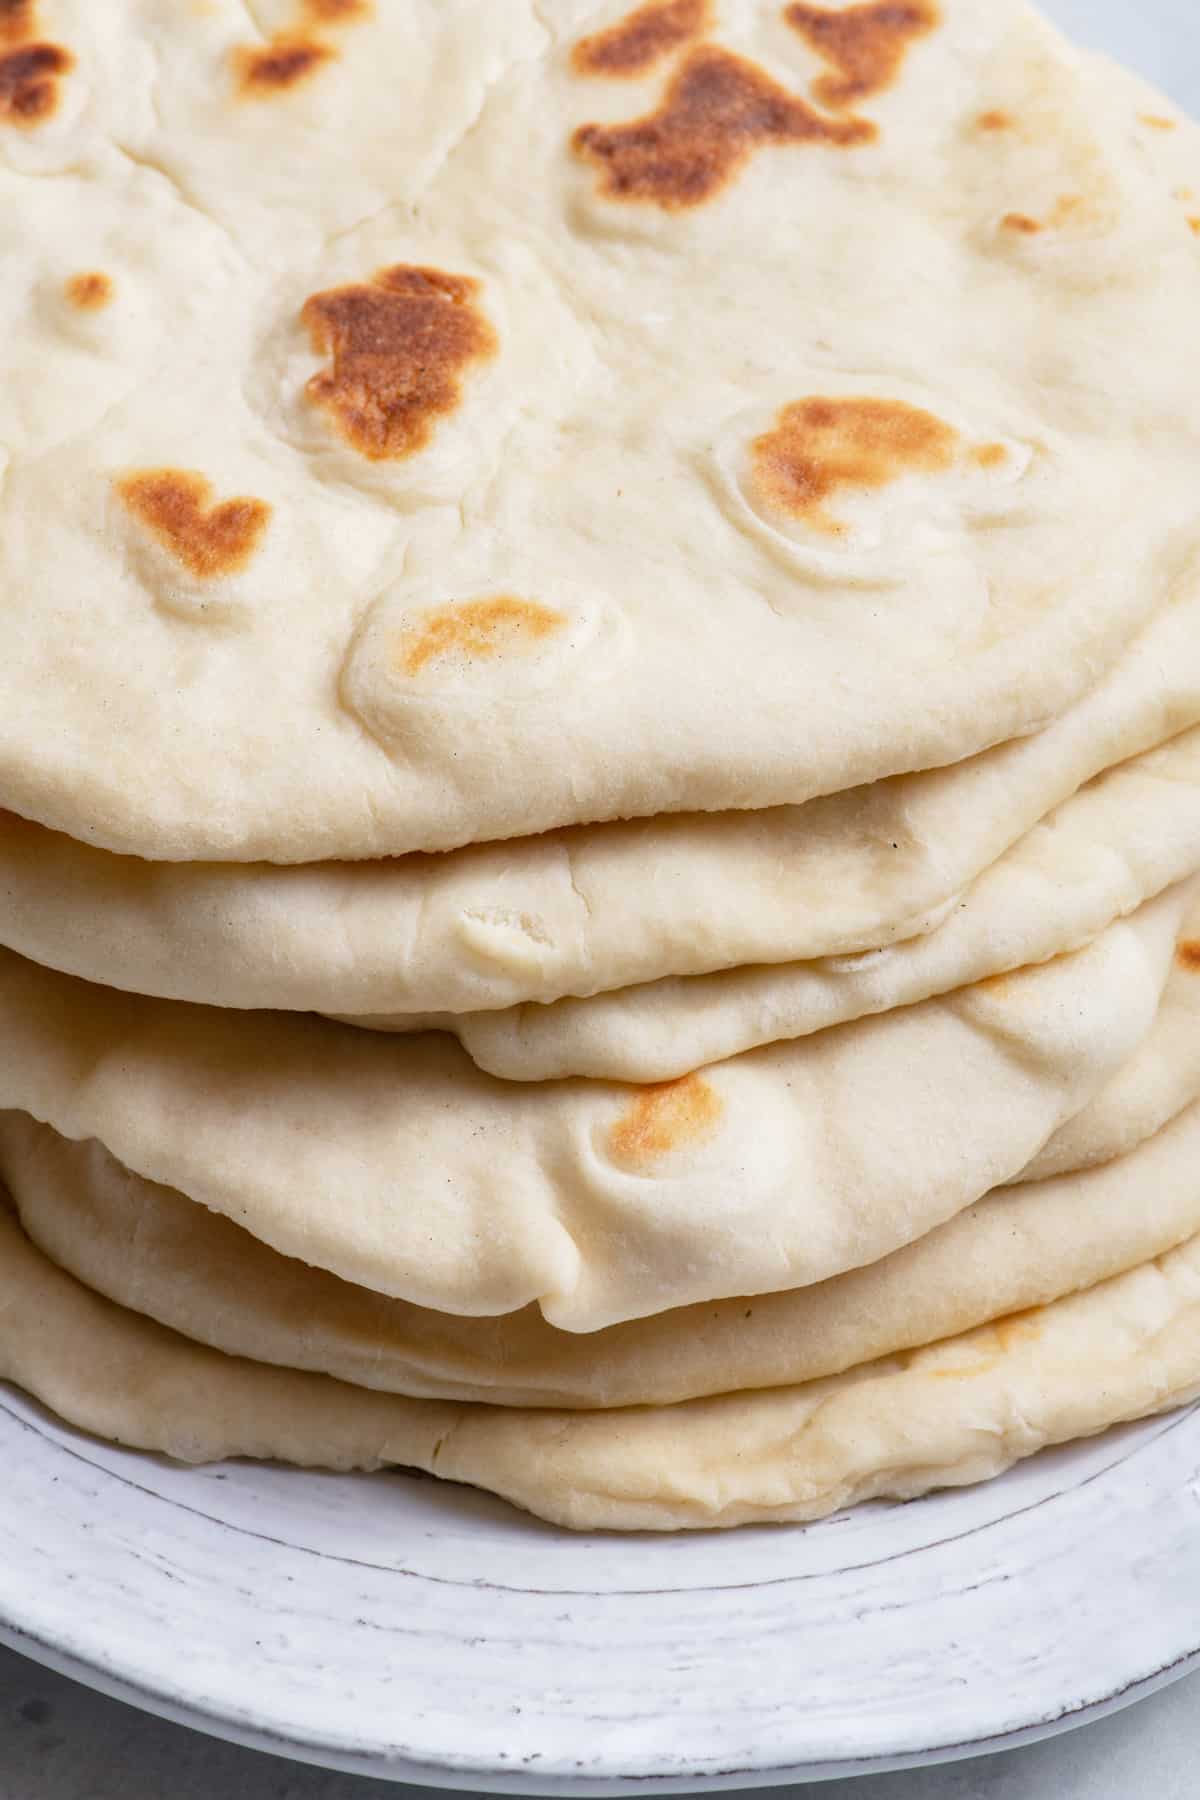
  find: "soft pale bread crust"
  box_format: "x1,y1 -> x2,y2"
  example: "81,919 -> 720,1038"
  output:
1,6 -> 1199,860
2,588 -> 1200,1020
1016,932 -> 1200,1184
0,887 -> 1191,1331
3,15 -> 1199,1536
371,725 -> 1200,1079
7,1099 -> 1200,1411
2,1194 -> 1198,1532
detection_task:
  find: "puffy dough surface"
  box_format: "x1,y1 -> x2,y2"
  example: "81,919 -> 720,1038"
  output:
0,883 -> 1192,1329
2,1194 -> 1199,1531
4,582 -> 1200,1020
0,6 -> 1199,859
5,1096 -> 1200,1409
388,720 -> 1200,1079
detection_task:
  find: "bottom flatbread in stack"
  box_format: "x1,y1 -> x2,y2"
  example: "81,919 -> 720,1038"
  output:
3,1108 -> 1199,1530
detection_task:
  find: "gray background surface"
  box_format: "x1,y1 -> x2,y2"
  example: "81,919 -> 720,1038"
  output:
2,0 -> 1198,1794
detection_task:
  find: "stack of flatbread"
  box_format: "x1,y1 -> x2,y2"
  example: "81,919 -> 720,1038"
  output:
2,0 -> 1200,1531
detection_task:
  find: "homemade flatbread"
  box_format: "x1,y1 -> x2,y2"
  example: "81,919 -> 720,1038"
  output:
4,0 -> 1200,1542
365,724 -> 1200,1079
1017,932 -> 1200,1184
6,1099 -> 1200,1411
2,588 -> 1200,1020
3,1194 -> 1198,1531
1,3 -> 1199,860
0,885 -> 1191,1330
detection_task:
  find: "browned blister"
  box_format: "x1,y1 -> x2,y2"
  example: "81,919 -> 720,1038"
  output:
0,38 -> 71,124
573,44 -> 873,209
117,471 -> 273,581
64,272 -> 114,312
396,597 -> 566,678
750,396 -> 959,534
608,1074 -> 724,1166
572,0 -> 709,79
0,0 -> 36,45
235,0 -> 371,97
785,1 -> 940,112
301,265 -> 497,461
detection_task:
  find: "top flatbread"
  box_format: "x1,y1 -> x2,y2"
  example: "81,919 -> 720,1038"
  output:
0,2 -> 1197,859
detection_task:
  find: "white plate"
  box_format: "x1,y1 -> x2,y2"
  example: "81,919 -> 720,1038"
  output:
5,0 -> 1200,1786
2,1386 -> 1200,1789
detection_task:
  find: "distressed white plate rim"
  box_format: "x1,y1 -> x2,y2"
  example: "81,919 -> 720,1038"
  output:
3,1387 -> 1200,1789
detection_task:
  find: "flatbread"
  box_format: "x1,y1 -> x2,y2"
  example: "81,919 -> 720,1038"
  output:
2,1194 -> 1197,1532
5,588 -> 1200,1021
369,724 -> 1200,1079
1,4 -> 1199,860
8,1097 -> 1200,1411
1017,930 -> 1200,1184
0,885 -> 1190,1330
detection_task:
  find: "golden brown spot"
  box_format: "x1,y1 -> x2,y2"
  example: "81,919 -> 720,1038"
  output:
1140,113 -> 1177,130
0,38 -> 71,123
1177,940 -> 1200,972
117,470 -> 272,581
236,36 -> 333,96
972,441 -> 1008,469
302,264 -> 496,462
976,107 -> 1012,131
977,967 -> 1015,999
303,0 -> 371,19
1188,217 -> 1200,237
65,271 -> 114,312
993,1309 -> 1043,1352
396,596 -> 566,677
1001,196 -> 1086,237
235,0 -> 368,97
608,1074 -> 723,1164
784,1 -> 939,111
750,396 -> 958,534
573,44 -> 873,210
930,1310 -> 1042,1380
572,0 -> 709,78
930,1356 -> 996,1381
0,0 -> 34,45
1049,192 -> 1083,223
